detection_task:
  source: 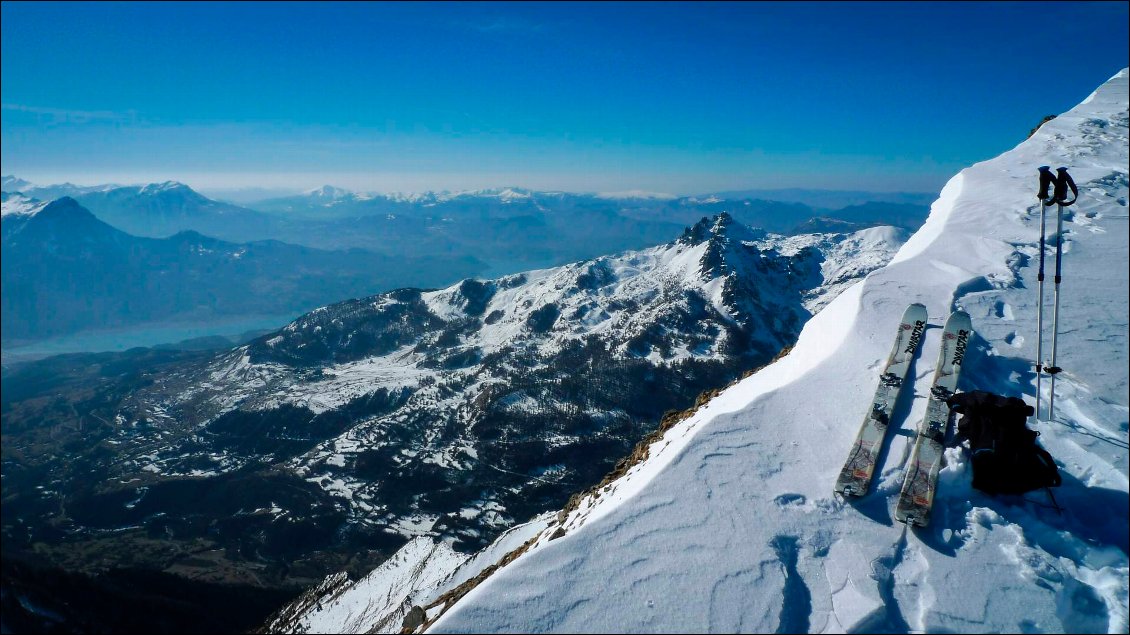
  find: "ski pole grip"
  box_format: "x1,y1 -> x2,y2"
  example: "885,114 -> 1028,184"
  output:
1037,166 -> 1055,200
1055,167 -> 1078,206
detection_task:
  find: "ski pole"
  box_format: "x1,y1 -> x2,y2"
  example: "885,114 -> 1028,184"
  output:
1047,200 -> 1064,418
1046,167 -> 1078,420
1034,166 -> 1055,420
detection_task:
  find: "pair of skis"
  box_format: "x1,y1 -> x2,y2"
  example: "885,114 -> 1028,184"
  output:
833,304 -> 973,527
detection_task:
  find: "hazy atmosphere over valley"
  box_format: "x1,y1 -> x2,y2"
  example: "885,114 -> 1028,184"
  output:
2,2 -> 1127,634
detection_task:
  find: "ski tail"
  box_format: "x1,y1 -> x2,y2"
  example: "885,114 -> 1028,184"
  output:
894,310 -> 973,527
834,303 -> 928,497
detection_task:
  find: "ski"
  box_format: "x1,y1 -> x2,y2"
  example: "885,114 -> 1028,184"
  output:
895,310 -> 973,527
834,303 -> 928,497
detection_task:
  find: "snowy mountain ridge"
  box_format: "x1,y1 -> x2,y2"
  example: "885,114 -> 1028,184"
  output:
0,204 -> 907,614
274,68 -> 1129,634
123,214 -> 901,547
0,191 -> 46,217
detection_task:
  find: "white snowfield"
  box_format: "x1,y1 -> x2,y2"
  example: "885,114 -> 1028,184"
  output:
273,514 -> 554,634
0,191 -> 47,216
420,69 -> 1129,633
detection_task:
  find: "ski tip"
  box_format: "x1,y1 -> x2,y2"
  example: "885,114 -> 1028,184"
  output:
903,303 -> 928,317
943,309 -> 973,334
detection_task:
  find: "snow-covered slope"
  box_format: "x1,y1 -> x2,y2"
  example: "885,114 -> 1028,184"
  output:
410,69 -> 1129,633
262,514 -> 555,634
0,191 -> 46,217
117,215 -> 901,554
755,225 -> 910,313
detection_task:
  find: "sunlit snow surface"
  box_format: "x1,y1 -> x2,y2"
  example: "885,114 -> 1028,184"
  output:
137,209 -> 901,529
417,69 -> 1130,633
274,515 -> 553,634
0,191 -> 47,216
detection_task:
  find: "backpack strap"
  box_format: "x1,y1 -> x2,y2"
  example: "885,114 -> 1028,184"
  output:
1045,487 -> 1064,514
1033,445 -> 1063,487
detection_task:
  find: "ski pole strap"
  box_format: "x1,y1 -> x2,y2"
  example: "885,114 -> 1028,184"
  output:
1037,166 -> 1055,201
1054,167 -> 1078,206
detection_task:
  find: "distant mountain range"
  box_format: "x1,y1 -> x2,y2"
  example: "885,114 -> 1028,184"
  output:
3,177 -> 285,242
710,187 -> 937,208
1,176 -> 931,354
4,176 -> 931,267
0,197 -> 481,343
67,181 -> 283,242
248,183 -> 931,236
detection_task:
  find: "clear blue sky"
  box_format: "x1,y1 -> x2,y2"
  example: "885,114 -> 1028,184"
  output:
2,1 -> 1127,195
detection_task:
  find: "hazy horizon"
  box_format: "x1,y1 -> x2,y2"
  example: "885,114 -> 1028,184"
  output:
3,170 -> 943,202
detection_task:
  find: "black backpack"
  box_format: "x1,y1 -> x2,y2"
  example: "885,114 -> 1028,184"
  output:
948,390 -> 1062,496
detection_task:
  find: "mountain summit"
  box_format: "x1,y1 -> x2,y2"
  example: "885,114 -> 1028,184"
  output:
423,67 -> 1130,635
273,69 -> 1129,634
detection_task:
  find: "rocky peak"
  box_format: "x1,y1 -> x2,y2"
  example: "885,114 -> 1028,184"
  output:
677,215 -> 714,246
678,212 -> 768,280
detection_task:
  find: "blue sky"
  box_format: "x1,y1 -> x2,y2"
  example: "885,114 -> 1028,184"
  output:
2,1 -> 1127,195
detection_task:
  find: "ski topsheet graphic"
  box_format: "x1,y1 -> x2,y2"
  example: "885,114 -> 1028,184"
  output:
835,303 -> 928,497
895,310 -> 973,527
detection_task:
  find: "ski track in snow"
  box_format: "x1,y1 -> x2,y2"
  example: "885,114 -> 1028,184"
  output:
423,69 -> 1130,634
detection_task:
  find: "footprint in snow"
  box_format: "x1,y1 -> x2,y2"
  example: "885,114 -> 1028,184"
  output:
994,301 -> 1014,320
774,493 -> 807,508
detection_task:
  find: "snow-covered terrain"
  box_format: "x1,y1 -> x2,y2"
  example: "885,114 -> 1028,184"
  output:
0,191 -> 46,216
1,201 -> 907,611
280,69 -> 1128,634
426,67 -> 1130,635
109,215 -> 902,550
262,514 -> 555,634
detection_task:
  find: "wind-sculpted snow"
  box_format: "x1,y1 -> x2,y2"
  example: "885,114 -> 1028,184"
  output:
426,69 -> 1130,634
